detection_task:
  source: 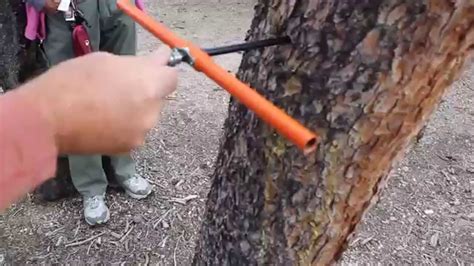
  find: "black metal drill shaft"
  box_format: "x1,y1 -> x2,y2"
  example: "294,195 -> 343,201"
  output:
203,36 -> 291,56
168,36 -> 292,66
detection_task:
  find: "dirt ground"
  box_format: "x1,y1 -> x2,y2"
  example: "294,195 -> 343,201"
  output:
1,1 -> 473,265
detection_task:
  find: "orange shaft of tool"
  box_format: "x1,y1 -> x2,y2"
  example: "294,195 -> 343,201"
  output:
117,0 -> 318,153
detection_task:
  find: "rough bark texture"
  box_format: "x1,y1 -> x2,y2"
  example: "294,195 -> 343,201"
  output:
194,0 -> 474,265
0,0 -> 23,91
0,0 -> 47,92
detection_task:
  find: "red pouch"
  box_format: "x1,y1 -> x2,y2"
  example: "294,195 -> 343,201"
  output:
72,24 -> 92,57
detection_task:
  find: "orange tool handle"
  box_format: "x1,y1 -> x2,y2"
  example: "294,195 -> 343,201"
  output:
117,0 -> 318,153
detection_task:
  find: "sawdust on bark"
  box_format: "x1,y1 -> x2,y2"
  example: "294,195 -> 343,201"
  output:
0,1 -> 473,265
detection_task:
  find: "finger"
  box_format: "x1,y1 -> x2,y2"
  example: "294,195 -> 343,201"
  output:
150,45 -> 173,66
132,46 -> 171,71
154,67 -> 178,99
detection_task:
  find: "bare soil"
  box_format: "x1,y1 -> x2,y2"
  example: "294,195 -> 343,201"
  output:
1,1 -> 473,265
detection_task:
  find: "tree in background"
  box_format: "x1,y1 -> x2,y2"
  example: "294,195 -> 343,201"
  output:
194,1 -> 474,264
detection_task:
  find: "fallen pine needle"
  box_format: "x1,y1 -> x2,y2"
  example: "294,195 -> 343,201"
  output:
169,195 -> 199,205
65,232 -> 105,248
120,224 -> 135,243
153,208 -> 174,229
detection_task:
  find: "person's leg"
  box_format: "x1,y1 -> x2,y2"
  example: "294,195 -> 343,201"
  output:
68,155 -> 109,225
98,0 -> 152,199
42,1 -> 110,225
68,155 -> 107,197
98,0 -> 136,55
109,155 -> 152,199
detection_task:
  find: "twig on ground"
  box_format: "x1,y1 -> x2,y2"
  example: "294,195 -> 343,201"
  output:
86,238 -> 96,255
153,208 -> 174,229
65,231 -> 106,248
175,179 -> 185,188
144,252 -> 150,266
159,235 -> 169,248
73,223 -> 81,238
166,92 -> 178,100
30,252 -> 51,260
173,241 -> 178,266
55,236 -> 64,247
349,237 -> 361,247
123,220 -> 130,233
174,233 -> 185,266
109,231 -> 122,240
120,224 -> 135,243
169,195 -> 199,205
10,207 -> 23,217
45,226 -> 65,237
125,239 -> 130,252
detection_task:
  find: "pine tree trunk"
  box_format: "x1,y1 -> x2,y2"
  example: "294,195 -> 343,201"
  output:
194,0 -> 474,264
0,0 -> 23,91
0,0 -> 49,92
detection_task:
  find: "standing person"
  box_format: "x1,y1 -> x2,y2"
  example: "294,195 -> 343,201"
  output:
25,0 -> 151,226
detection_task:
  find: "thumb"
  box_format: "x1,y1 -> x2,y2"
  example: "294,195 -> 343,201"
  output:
154,67 -> 178,99
150,45 -> 173,66
132,56 -> 178,99
123,46 -> 178,99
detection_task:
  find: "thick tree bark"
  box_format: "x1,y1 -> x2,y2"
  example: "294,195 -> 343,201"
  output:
195,0 -> 474,265
0,0 -> 48,92
0,0 -> 23,91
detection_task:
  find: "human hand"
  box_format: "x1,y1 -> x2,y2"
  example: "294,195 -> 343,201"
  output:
43,0 -> 60,14
18,46 -> 178,154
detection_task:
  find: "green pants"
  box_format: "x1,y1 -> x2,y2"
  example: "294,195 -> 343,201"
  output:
43,0 -> 138,197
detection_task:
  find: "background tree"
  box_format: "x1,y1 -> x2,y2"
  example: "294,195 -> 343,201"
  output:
0,0 -> 24,91
194,0 -> 474,264
0,0 -> 48,92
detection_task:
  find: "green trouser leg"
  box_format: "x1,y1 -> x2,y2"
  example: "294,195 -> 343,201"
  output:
98,0 -> 138,184
43,1 -> 107,197
98,0 -> 137,55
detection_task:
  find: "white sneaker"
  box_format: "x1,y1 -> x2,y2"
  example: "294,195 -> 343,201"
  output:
120,174 -> 153,200
83,195 -> 110,226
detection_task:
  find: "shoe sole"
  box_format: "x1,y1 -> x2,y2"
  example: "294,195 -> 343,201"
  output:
85,208 -> 110,226
125,189 -> 152,200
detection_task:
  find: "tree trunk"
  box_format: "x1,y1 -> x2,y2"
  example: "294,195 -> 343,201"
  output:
0,0 -> 48,92
194,0 -> 474,265
0,0 -> 23,91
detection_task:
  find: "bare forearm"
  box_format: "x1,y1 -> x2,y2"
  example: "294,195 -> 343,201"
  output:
0,48 -> 176,211
0,89 -> 58,211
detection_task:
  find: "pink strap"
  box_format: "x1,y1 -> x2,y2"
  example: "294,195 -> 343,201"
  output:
25,2 -> 145,41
